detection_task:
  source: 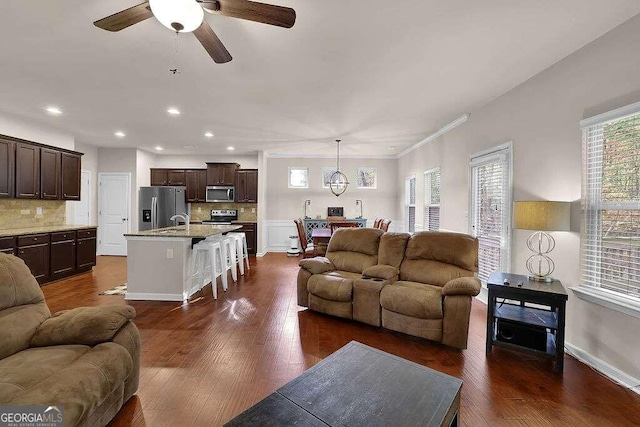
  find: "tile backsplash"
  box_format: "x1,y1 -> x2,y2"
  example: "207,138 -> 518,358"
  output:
0,200 -> 66,230
190,203 -> 257,222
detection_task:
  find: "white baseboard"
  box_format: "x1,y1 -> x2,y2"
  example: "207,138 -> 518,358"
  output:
565,342 -> 640,395
125,292 -> 184,301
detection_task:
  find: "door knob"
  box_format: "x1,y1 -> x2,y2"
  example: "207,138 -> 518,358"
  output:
122,218 -> 127,222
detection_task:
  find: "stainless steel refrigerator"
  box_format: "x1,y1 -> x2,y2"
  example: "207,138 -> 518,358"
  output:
139,186 -> 187,231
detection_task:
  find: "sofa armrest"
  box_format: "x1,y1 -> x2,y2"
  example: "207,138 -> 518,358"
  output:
30,305 -> 136,348
362,264 -> 399,281
299,257 -> 335,274
442,277 -> 481,297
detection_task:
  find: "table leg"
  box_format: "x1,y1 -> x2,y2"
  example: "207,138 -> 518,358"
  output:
555,302 -> 566,374
486,290 -> 495,356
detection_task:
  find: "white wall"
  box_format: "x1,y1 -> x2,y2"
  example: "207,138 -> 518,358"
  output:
0,112 -> 74,150
153,154 -> 258,169
397,14 -> 640,381
73,142 -> 98,225
98,147 -> 138,232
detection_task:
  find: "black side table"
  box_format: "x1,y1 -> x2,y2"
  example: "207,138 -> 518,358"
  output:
485,272 -> 568,374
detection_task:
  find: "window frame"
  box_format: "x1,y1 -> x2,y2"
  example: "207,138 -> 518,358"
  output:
424,167 -> 441,231
288,167 -> 309,189
468,142 -> 513,284
405,174 -> 416,233
575,101 -> 640,318
356,167 -> 377,189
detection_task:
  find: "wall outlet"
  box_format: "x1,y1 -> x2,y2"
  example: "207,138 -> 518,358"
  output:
20,209 -> 30,215
240,207 -> 245,213
36,207 -> 43,215
252,208 -> 256,213
198,207 -> 201,212
166,249 -> 173,259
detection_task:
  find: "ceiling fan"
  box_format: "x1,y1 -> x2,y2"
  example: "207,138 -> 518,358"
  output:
93,0 -> 296,64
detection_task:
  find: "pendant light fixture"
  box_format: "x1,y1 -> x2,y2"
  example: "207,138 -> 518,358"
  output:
329,139 -> 349,196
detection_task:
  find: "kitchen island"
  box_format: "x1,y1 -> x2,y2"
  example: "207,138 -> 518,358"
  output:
124,224 -> 241,301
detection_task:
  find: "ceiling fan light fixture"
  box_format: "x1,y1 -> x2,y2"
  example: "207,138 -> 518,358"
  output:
149,0 -> 204,33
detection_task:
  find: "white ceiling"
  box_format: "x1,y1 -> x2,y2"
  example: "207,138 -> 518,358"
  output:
1,1 -> 639,157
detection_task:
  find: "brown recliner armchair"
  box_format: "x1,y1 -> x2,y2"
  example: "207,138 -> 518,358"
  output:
380,232 -> 481,349
0,253 -> 141,426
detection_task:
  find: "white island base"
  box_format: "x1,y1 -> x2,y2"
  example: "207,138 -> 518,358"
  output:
124,224 -> 242,301
125,237 -> 196,301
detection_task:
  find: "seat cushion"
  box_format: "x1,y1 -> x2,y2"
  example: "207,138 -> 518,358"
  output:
307,271 -> 361,302
1,343 -> 133,426
380,281 -> 443,319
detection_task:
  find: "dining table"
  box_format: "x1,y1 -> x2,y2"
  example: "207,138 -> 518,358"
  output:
311,228 -> 332,255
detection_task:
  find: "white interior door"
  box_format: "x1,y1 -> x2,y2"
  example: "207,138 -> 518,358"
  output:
74,171 -> 91,225
98,173 -> 131,256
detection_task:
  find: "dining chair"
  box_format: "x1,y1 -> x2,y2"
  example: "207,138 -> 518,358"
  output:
294,219 -> 315,258
330,221 -> 360,234
373,218 -> 382,229
380,219 -> 392,232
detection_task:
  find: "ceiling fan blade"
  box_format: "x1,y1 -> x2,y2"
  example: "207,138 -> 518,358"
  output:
193,21 -> 233,64
209,0 -> 296,29
94,2 -> 153,32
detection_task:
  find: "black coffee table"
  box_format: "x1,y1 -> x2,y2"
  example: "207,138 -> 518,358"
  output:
225,341 -> 462,427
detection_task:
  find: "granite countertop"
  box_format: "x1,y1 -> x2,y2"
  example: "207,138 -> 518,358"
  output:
232,220 -> 257,224
0,224 -> 98,238
124,224 -> 242,238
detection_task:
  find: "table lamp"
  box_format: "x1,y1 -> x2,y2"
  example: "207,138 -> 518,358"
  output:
513,201 -> 570,282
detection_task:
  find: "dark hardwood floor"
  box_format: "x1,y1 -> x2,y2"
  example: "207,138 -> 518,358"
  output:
41,255 -> 640,426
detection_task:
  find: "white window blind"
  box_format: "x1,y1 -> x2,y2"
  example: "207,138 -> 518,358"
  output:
581,111 -> 640,300
406,176 -> 416,233
424,168 -> 441,231
470,147 -> 512,283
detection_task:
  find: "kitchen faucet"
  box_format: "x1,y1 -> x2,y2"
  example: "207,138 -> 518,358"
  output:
170,213 -> 190,232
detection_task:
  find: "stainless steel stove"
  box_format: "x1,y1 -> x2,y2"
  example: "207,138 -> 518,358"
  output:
202,209 -> 238,225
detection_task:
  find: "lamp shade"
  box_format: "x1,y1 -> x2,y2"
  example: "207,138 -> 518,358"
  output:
149,0 -> 204,33
513,201 -> 570,231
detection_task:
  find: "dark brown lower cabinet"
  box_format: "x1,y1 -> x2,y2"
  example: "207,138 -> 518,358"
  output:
0,236 -> 16,255
50,231 -> 76,280
236,223 -> 257,255
76,234 -> 97,272
17,234 -> 50,284
6,227 -> 96,285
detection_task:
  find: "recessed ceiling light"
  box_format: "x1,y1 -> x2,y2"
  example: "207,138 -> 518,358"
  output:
388,146 -> 397,150
204,132 -> 214,138
46,106 -> 62,115
155,146 -> 164,151
227,146 -> 235,151
114,131 -> 126,138
167,107 -> 180,115
183,145 -> 198,150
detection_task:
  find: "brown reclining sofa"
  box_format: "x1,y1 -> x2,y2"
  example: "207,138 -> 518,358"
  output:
0,253 -> 141,426
297,228 -> 481,349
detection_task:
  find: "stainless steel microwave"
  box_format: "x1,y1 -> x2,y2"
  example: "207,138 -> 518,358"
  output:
206,186 -> 235,203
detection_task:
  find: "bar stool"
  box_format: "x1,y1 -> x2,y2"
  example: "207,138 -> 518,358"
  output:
228,232 -> 250,276
190,240 -> 227,299
206,234 -> 238,283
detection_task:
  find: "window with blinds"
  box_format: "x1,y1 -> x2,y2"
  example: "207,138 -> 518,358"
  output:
406,176 -> 416,233
581,110 -> 640,300
424,168 -> 441,231
470,146 -> 512,283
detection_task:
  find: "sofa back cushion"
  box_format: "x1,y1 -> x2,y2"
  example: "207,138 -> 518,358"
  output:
400,232 -> 479,287
327,228 -> 383,273
378,232 -> 410,268
0,254 -> 51,360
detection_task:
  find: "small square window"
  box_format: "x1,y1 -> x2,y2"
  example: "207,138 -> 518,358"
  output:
289,167 -> 309,188
357,168 -> 377,189
322,167 -> 338,189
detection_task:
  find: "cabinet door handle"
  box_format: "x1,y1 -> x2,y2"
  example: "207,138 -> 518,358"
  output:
78,241 -> 82,245
19,250 -> 24,254
43,192 -> 46,196
63,193 -> 67,197
35,192 -> 39,195
33,238 -> 37,241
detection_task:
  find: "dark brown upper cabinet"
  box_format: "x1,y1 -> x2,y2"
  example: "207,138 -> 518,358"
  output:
167,169 -> 186,186
15,143 -> 40,199
61,153 -> 81,200
40,148 -> 61,200
150,169 -> 168,186
186,169 -> 207,202
207,163 -> 239,186
0,139 -> 15,198
235,169 -> 258,203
